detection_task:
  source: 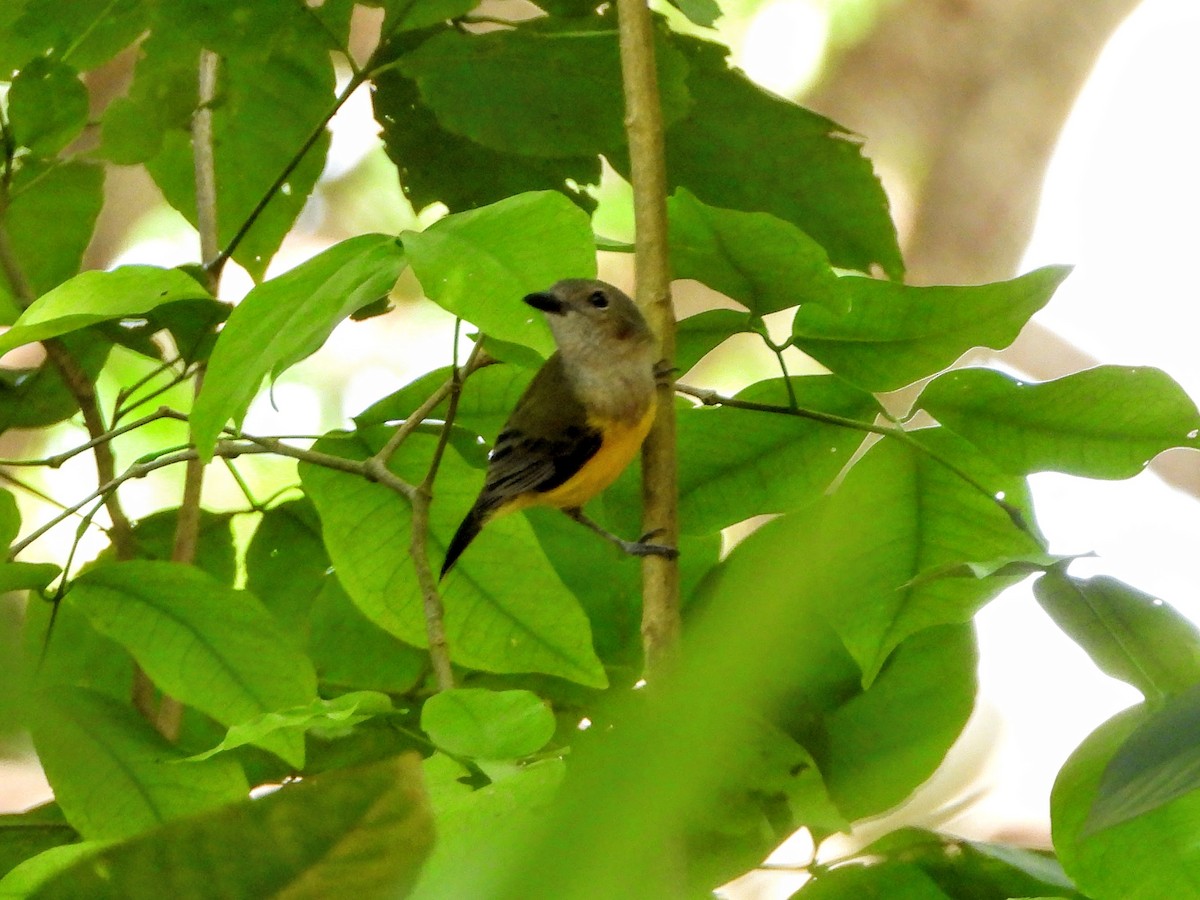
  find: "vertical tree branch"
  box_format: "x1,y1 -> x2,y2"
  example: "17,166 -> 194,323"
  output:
156,47 -> 222,742
617,0 -> 680,679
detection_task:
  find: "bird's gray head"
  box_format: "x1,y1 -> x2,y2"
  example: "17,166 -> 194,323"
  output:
523,279 -> 654,359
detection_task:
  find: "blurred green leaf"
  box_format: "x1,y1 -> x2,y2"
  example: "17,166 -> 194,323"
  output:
1035,572 -> 1200,704
668,0 -> 721,27
1052,705 -> 1200,900
27,686 -> 248,841
67,561 -> 318,765
652,36 -> 901,279
422,689 -> 555,759
1085,683 -> 1200,834
0,841 -> 111,898
400,24 -> 691,159
187,691 -> 396,764
402,192 -> 597,360
30,755 -> 434,899
0,804 -> 78,881
0,562 -> 59,592
0,267 -> 211,357
792,266 -> 1070,391
412,755 -> 564,900
669,189 -> 842,316
0,0 -> 146,73
300,431 -> 608,687
795,863 -> 953,898
920,366 -> 1200,479
6,59 -> 88,155
2,161 -> 104,299
848,828 -> 1080,900
191,234 -> 406,458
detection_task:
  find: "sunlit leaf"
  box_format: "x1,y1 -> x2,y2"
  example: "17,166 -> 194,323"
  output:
1035,572 -> 1200,704
792,266 -> 1070,391
422,689 -> 555,760
402,192 -> 596,361
920,366 -> 1200,479
191,234 -> 406,458
67,561 -> 318,766
27,686 -> 248,841
299,431 -> 607,688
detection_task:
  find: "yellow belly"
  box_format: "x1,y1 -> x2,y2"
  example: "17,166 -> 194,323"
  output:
511,402 -> 656,513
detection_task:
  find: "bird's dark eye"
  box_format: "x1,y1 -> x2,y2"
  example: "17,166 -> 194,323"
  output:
589,290 -> 609,309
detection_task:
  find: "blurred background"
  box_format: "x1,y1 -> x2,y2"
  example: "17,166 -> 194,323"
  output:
2,1 -> 1198,897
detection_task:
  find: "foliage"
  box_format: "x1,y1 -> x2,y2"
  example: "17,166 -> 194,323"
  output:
0,1 -> 1197,898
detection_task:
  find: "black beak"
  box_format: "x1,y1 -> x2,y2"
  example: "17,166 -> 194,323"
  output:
523,291 -> 564,315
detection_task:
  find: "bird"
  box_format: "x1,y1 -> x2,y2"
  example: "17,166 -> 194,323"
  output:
440,278 -> 677,577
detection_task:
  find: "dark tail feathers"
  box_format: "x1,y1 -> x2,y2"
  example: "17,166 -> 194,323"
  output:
441,505 -> 486,578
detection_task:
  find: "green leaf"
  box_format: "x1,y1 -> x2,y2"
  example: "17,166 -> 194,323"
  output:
1052,705 -> 1200,900
668,189 -> 842,316
668,0 -> 721,27
373,63 -> 600,217
792,266 -> 1071,392
413,757 -> 564,899
187,691 -> 396,763
309,577 -> 427,694
920,366 -> 1200,479
2,161 -> 104,299
27,686 -> 248,841
0,804 -> 77,881
137,5 -> 335,279
0,842 -> 112,898
653,36 -> 901,279
422,689 -> 555,760
93,508 -> 235,586
0,266 -> 211,357
7,59 -> 88,155
0,489 -> 19,547
1085,683 -> 1200,834
30,755 -> 434,899
244,499 -> 330,633
0,0 -> 146,73
817,625 -> 977,821
672,376 -> 880,535
0,562 -> 59,592
399,24 -> 691,159
1034,572 -> 1200,704
384,0 -> 480,31
299,431 -> 607,688
402,192 -> 597,360
354,364 -> 533,444
674,308 -> 752,374
67,561 -> 318,766
849,828 -> 1080,900
191,234 -> 406,458
796,863 -> 953,898
0,332 -> 112,434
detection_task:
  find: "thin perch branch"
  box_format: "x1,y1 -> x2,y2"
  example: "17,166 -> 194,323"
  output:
617,0 -> 680,679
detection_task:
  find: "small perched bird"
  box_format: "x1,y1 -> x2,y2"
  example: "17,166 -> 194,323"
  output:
441,279 -> 676,577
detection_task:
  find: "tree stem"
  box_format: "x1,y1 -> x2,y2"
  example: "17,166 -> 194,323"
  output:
617,0 -> 680,682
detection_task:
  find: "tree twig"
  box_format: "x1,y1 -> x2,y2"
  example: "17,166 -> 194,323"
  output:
408,323 -> 474,692
0,407 -> 185,469
674,382 -> 1035,536
617,0 -> 680,680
